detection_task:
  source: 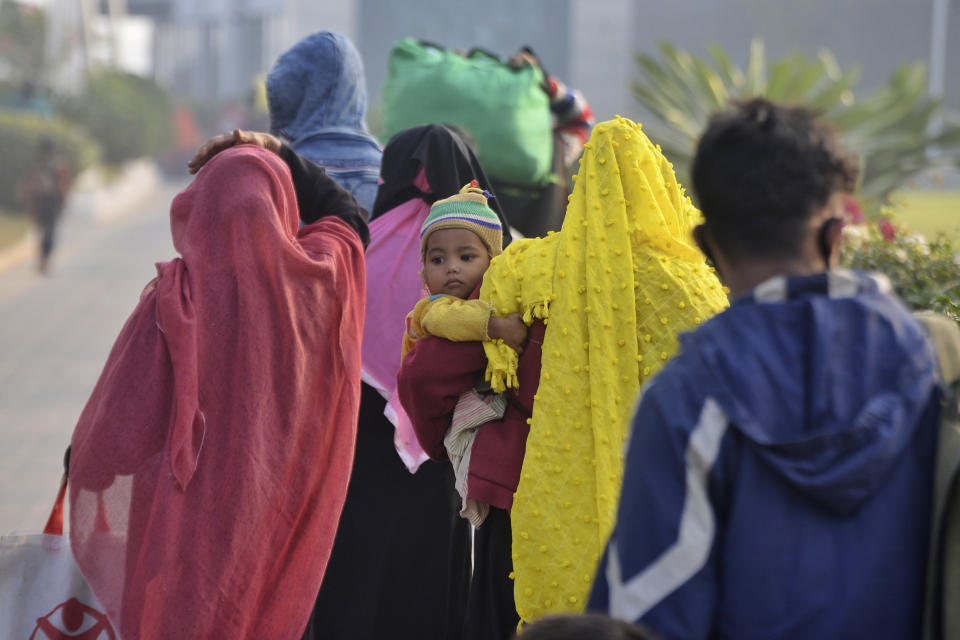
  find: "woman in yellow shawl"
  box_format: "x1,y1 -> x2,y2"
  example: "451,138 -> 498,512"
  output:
478,116 -> 728,626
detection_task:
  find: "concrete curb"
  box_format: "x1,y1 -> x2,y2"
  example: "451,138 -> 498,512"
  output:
0,230 -> 34,274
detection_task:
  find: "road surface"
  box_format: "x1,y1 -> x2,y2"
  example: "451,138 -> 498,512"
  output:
0,182 -> 181,532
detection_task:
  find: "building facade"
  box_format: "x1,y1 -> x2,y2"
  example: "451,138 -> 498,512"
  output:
120,0 -> 956,132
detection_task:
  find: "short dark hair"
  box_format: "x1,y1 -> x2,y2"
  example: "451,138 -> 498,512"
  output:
516,613 -> 658,640
691,98 -> 859,261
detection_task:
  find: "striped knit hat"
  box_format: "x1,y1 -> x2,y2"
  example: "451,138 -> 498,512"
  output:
421,181 -> 503,259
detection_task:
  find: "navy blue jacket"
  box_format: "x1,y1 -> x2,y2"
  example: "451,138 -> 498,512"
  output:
589,270 -> 940,639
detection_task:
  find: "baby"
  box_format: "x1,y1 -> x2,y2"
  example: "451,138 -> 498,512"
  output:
401,181 -> 527,526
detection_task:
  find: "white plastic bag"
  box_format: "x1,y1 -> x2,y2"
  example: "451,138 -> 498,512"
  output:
0,477 -> 117,640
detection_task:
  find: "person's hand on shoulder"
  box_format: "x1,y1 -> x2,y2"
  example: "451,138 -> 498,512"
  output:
508,50 -> 540,70
508,47 -> 552,95
187,129 -> 283,174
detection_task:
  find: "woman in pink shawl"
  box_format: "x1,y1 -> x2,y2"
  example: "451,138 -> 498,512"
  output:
67,142 -> 368,639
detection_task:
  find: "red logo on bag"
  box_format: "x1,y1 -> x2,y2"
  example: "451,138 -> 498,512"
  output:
30,597 -> 116,640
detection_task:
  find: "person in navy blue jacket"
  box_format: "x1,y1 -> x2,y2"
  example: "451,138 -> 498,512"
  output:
588,98 -> 942,639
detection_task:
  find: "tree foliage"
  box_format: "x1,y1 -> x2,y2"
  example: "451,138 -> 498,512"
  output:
0,2 -> 47,86
632,39 -> 960,211
59,70 -> 174,166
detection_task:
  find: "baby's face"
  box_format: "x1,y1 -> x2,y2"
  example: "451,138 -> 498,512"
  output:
423,228 -> 491,298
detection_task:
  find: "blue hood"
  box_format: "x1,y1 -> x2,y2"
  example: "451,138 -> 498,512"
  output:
682,270 -> 937,515
266,31 -> 381,169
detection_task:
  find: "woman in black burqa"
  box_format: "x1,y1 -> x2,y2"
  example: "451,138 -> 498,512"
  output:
302,123 -> 512,640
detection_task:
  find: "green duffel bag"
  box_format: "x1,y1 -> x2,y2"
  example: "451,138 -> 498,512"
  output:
382,38 -> 555,187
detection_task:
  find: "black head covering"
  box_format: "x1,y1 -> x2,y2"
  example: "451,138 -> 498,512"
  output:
371,123 -> 513,247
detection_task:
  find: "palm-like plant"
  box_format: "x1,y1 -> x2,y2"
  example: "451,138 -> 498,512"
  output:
632,39 -> 960,210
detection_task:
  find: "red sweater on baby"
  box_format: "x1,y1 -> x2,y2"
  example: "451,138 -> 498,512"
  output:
397,315 -> 544,511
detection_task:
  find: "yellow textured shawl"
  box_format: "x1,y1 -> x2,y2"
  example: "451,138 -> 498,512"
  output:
478,116 -> 728,624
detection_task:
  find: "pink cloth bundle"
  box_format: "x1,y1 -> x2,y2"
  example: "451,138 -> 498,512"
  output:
360,168 -> 435,471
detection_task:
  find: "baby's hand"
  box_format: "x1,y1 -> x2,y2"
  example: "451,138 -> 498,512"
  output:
488,313 -> 528,354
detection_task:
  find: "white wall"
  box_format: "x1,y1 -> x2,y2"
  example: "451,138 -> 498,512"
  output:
569,0 -> 633,123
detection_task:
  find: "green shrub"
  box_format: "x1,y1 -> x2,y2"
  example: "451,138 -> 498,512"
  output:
0,110 -> 98,212
842,214 -> 960,323
59,70 -> 173,166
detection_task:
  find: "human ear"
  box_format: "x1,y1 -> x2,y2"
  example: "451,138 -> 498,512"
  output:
817,217 -> 844,268
418,270 -> 431,296
693,224 -> 717,267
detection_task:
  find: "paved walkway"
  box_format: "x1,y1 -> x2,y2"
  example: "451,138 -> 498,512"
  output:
0,183 -> 182,532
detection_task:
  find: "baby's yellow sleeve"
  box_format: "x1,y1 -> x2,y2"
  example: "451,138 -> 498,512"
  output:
421,297 -> 493,343
400,297 -> 433,360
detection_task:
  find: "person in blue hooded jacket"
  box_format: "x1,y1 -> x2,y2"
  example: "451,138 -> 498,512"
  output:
588,98 -> 942,639
267,31 -> 381,212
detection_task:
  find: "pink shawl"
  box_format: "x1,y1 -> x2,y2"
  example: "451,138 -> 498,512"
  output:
68,145 -> 366,639
360,170 -> 433,471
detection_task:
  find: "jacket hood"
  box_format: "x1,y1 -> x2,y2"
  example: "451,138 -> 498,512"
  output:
683,270 -> 938,515
266,31 -> 380,165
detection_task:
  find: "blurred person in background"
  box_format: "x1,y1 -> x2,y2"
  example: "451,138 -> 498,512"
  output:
17,138 -> 73,274
266,30 -> 382,212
